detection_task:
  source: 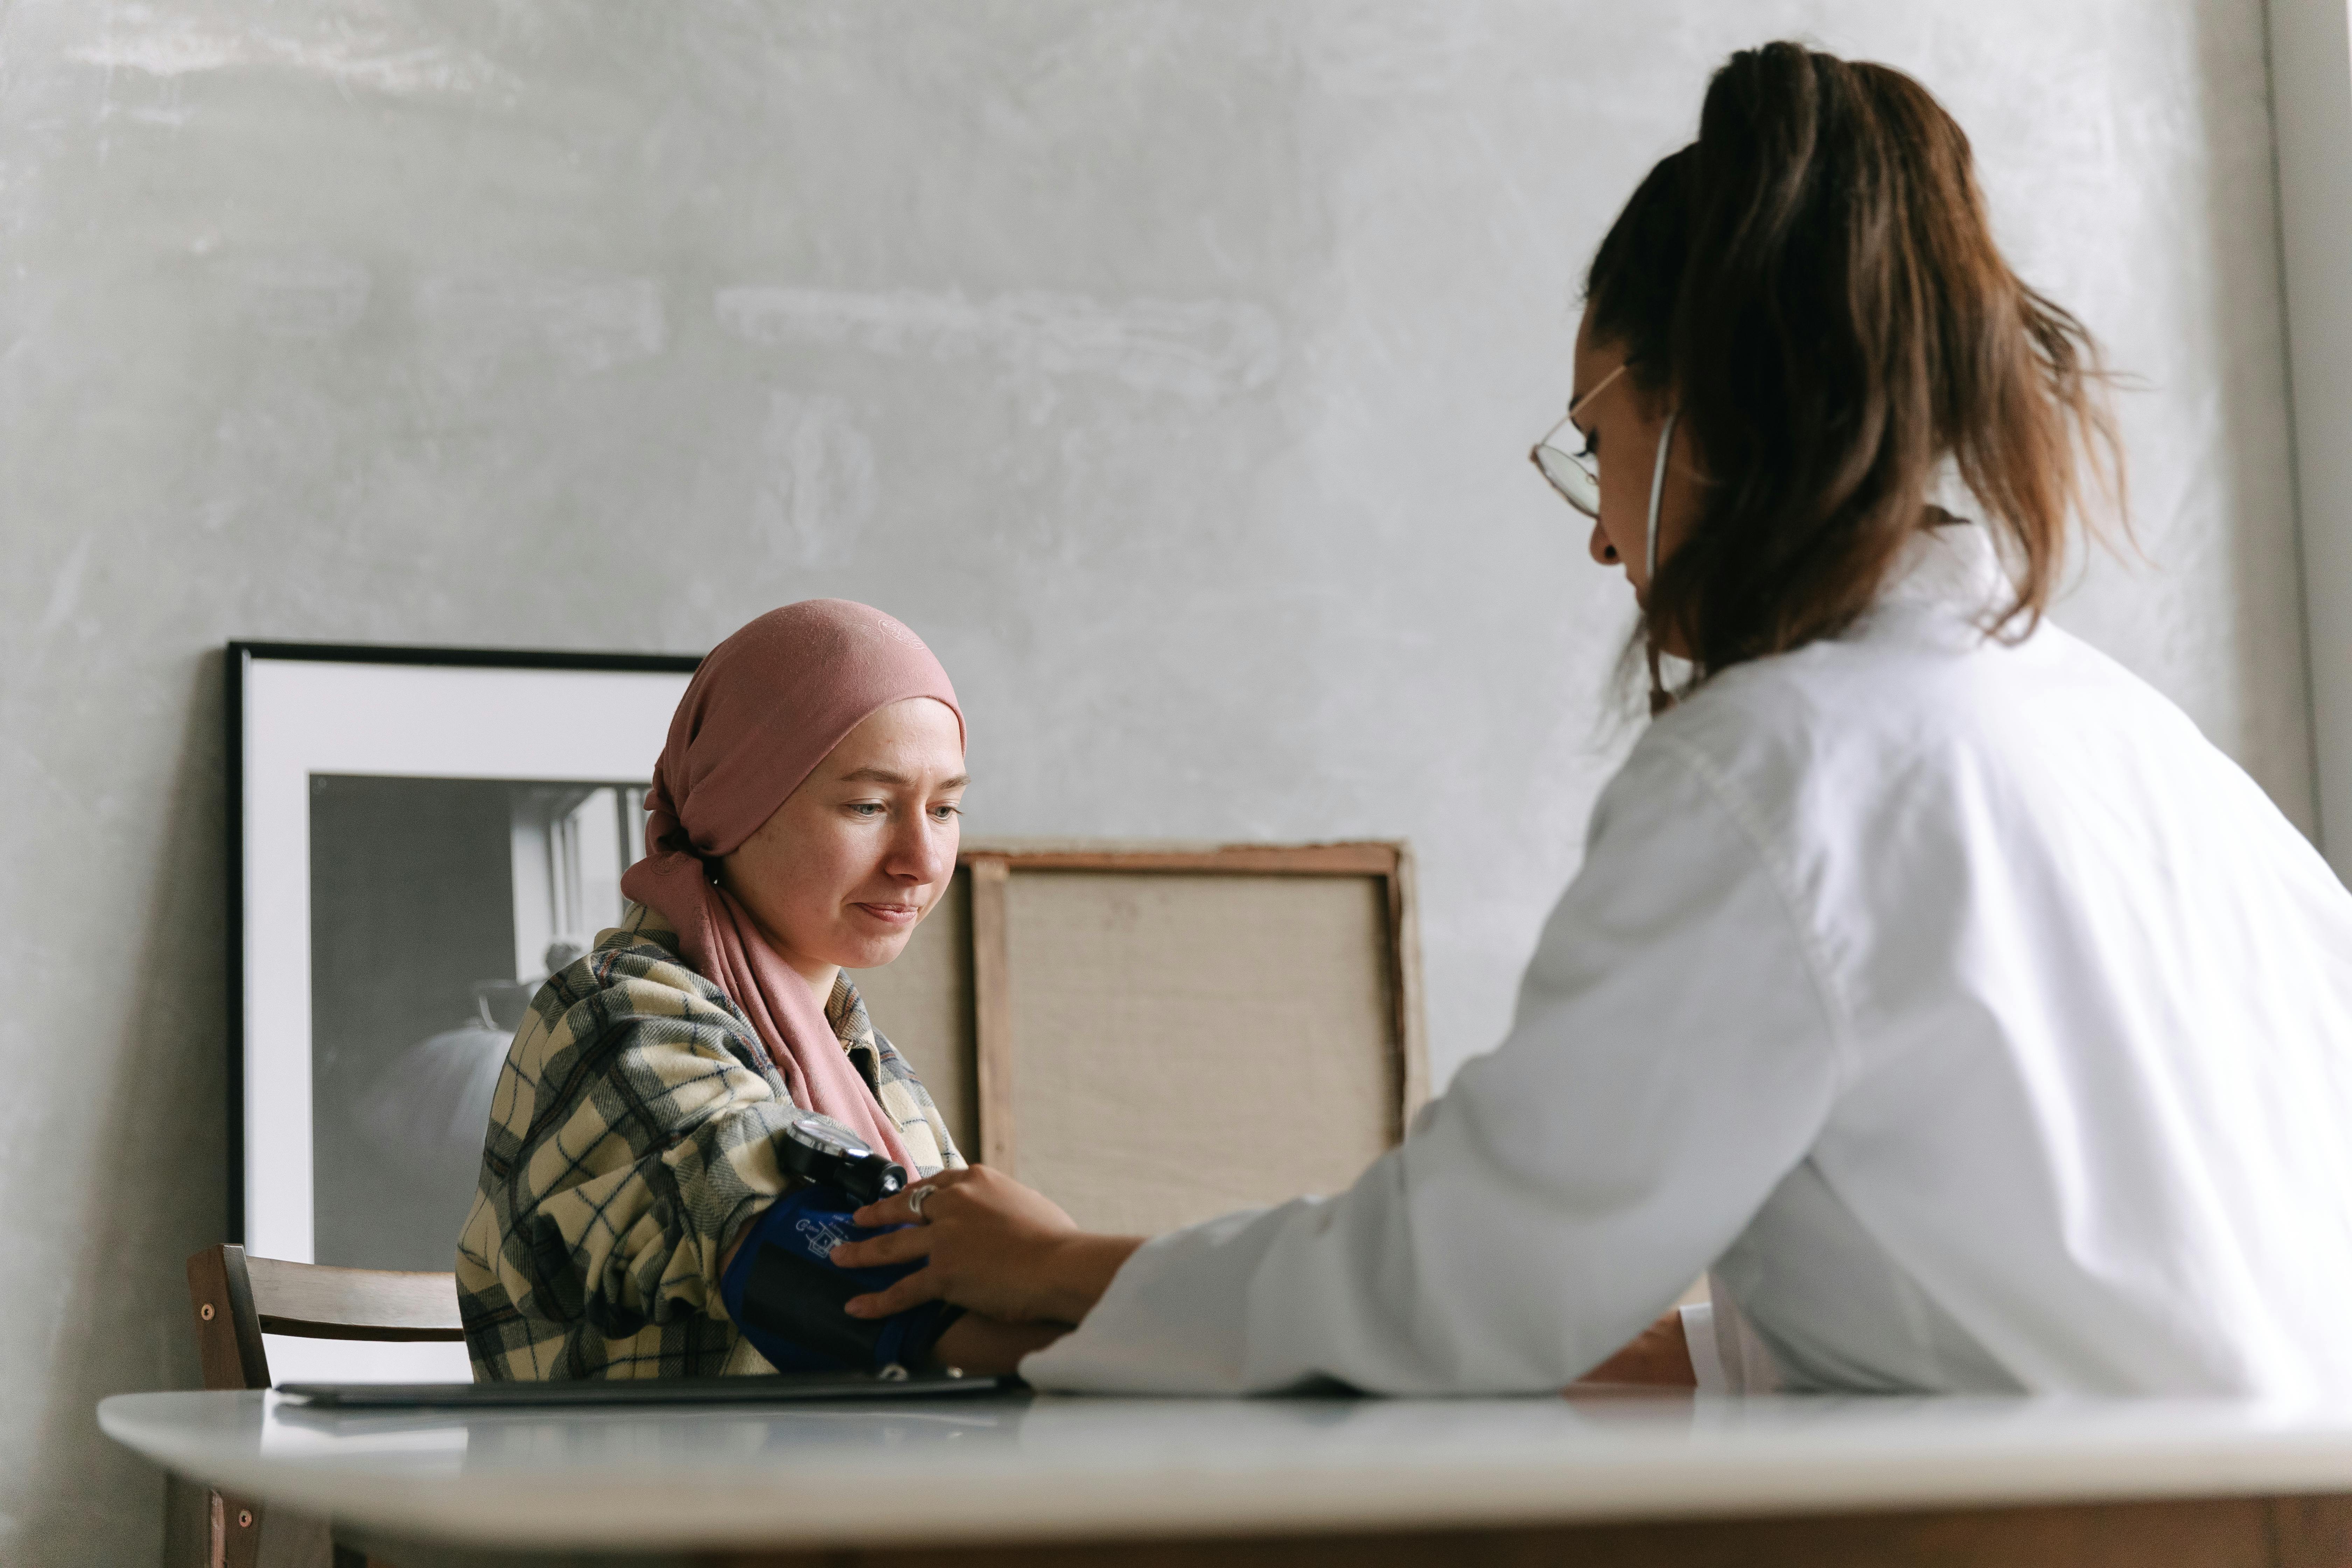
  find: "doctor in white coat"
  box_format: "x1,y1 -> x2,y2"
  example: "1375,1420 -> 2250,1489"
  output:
832,41 -> 2352,1397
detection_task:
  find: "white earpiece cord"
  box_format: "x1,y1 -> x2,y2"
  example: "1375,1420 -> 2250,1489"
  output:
1646,407 -> 1679,583
1645,408 -> 1681,716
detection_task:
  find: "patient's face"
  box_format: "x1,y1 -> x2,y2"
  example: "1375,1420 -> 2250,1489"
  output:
719,696 -> 966,986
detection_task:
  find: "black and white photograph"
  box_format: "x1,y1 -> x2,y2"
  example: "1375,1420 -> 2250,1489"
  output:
307,774 -> 647,1270
230,646 -> 694,1270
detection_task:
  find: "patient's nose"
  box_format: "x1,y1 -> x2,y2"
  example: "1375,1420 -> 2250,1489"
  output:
885,812 -> 953,884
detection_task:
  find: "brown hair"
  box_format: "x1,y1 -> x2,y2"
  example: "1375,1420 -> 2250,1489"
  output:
1586,42 -> 2120,695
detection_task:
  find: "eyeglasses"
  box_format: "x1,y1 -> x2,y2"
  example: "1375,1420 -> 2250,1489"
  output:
1529,362 -> 1627,519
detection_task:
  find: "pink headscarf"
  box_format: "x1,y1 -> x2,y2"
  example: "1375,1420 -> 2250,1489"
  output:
620,601 -> 963,1169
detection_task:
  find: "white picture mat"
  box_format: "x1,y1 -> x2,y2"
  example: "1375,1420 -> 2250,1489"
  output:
242,657 -> 691,1263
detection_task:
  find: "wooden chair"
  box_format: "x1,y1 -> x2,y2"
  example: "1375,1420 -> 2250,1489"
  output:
182,1244 -> 463,1568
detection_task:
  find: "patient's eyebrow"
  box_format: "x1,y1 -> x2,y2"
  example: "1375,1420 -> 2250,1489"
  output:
839,766 -> 969,790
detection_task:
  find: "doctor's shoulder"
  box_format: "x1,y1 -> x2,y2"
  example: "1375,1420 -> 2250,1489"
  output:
1675,600 -> 2298,923
1595,584 -> 2141,867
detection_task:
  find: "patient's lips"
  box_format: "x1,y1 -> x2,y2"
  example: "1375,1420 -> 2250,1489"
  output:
853,900 -> 922,925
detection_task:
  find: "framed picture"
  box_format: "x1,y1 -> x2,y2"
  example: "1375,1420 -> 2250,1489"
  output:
227,642 -> 698,1269
855,840 -> 1427,1239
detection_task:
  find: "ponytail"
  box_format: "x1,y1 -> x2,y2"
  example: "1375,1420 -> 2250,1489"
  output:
1586,42 -> 2121,688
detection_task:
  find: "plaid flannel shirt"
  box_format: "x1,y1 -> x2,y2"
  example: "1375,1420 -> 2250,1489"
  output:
455,902 -> 963,1380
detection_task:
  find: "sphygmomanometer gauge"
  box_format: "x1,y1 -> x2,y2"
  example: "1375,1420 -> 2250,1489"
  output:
774,1110 -> 907,1206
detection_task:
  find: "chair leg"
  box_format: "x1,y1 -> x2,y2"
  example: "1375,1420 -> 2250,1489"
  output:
208,1489 -> 264,1568
163,1474 -> 213,1567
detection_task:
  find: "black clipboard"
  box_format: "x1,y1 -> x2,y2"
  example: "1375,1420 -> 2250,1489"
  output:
275,1370 -> 1019,1409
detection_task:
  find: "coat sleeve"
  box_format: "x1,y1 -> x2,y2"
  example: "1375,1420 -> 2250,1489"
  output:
455,942 -> 806,1372
1019,733 -> 1846,1394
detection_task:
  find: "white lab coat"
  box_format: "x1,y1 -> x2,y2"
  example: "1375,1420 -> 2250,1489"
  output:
1022,526 -> 2352,1397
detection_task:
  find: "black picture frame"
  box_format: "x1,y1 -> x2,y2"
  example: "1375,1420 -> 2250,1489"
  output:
224,641 -> 700,1261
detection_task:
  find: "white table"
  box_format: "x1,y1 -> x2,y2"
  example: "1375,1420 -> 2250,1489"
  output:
101,1387 -> 2352,1566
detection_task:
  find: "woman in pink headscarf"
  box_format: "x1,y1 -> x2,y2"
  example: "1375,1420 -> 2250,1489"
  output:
455,601 -> 1053,1379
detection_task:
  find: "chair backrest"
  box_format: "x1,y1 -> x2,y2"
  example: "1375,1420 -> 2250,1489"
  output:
185,1243 -> 464,1391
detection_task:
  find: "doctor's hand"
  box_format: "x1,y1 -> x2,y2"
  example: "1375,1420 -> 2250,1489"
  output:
926,1311 -> 1070,1377
832,1166 -> 1145,1326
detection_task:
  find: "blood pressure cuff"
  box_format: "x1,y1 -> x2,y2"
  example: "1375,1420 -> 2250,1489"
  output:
718,1184 -> 960,1374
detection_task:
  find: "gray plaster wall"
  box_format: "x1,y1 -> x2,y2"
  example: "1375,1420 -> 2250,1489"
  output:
0,2 -> 2307,1561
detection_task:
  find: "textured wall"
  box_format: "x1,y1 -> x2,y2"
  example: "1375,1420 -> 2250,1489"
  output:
0,2 -> 2306,1561
2271,0 -> 2352,875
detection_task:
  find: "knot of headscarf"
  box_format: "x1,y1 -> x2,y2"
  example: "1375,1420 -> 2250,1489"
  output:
620,600 -> 963,1171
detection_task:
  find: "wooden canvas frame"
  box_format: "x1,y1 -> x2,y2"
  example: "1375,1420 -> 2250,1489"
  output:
913,839 -> 1427,1181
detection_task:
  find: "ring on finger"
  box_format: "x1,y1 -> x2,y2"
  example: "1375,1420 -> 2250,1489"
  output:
906,1185 -> 934,1224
